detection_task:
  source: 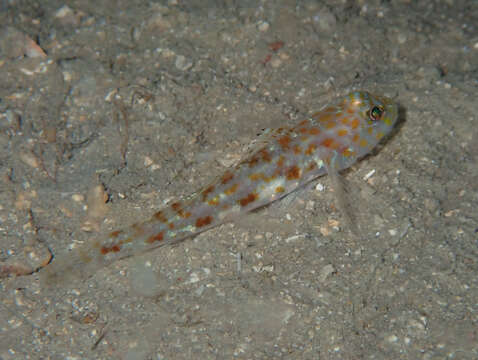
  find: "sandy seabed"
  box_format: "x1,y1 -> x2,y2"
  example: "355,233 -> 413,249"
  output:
0,1 -> 477,359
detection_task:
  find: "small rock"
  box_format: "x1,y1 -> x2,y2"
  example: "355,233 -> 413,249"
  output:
318,264 -> 335,282
257,21 -> 270,32
175,55 -> 193,71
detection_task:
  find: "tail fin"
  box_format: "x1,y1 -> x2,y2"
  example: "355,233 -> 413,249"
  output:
39,241 -> 108,288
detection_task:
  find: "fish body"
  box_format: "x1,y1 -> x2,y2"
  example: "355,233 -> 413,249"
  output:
41,91 -> 398,284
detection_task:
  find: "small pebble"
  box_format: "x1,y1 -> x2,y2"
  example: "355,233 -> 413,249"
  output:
257,21 -> 270,32
318,264 -> 335,282
72,194 -> 84,202
175,55 -> 193,71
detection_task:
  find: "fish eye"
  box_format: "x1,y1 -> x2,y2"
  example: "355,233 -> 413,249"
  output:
368,106 -> 384,122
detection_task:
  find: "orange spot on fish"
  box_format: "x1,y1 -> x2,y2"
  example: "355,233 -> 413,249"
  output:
224,183 -> 239,195
278,135 -> 291,150
239,192 -> 258,207
275,186 -> 285,193
249,173 -> 264,181
154,211 -> 168,223
305,143 -> 317,155
350,118 -> 360,129
308,127 -> 320,135
341,117 -> 350,125
202,185 -> 215,201
171,202 -> 191,219
249,173 -> 276,183
325,121 -> 336,129
318,113 -> 333,122
258,148 -> 272,162
293,145 -> 302,154
169,223 -> 175,229
352,134 -> 360,142
321,138 -> 334,148
337,129 -> 348,136
286,165 -> 301,180
359,139 -> 368,147
196,216 -> 213,228
146,231 -> 164,244
221,171 -> 234,184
